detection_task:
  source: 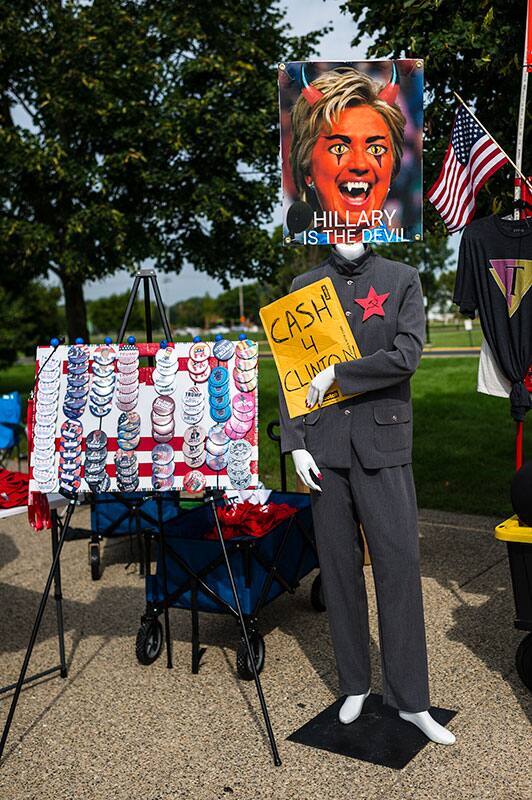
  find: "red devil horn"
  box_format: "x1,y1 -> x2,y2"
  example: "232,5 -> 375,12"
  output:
378,61 -> 400,106
301,63 -> 324,106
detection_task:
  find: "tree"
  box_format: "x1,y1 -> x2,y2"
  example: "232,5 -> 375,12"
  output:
341,0 -> 527,232
374,232 -> 455,342
0,282 -> 64,368
0,1 -> 323,341
86,291 -> 157,336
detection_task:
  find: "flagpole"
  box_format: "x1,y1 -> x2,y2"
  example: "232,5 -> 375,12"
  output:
452,91 -> 532,194
513,0 -> 530,219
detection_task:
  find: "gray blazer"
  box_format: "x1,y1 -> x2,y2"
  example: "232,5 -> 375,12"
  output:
278,246 -> 425,470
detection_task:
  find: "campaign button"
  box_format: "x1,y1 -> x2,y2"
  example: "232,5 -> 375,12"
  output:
182,386 -> 204,407
117,347 -> 139,365
232,406 -> 255,424
187,358 -> 209,376
155,346 -> 178,367
183,441 -> 204,459
152,474 -> 175,491
152,396 -> 175,417
210,405 -> 231,423
152,443 -> 174,466
184,451 -> 206,469
205,439 -> 230,457
116,398 -> 139,412
229,472 -> 252,490
89,404 -> 111,418
209,393 -> 230,410
205,381 -> 228,398
213,338 -> 235,361
205,453 -> 228,471
91,363 -> 115,379
235,339 -> 258,359
232,393 -> 255,413
207,424 -> 230,446
228,439 -> 252,462
154,381 -> 177,396
181,408 -> 204,425
152,461 -> 175,478
67,372 -> 91,388
86,430 -> 108,449
152,432 -> 174,444
152,420 -> 175,438
184,425 -> 206,446
234,377 -> 257,393
189,341 -> 211,362
183,470 -> 206,493
208,366 -> 229,388
235,353 -> 258,370
189,368 -> 210,384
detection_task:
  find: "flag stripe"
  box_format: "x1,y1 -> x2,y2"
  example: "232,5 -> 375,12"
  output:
445,142 -> 504,228
437,136 -> 490,218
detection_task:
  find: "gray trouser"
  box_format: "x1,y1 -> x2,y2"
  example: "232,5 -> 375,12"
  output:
310,450 -> 430,712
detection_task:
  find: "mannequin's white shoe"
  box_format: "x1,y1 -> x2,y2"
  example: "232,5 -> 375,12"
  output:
338,690 -> 371,724
398,710 -> 456,745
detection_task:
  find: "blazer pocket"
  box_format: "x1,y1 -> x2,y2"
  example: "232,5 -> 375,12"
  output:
373,404 -> 410,452
303,408 -> 322,425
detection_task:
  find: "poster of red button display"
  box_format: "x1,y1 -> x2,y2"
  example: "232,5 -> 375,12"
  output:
29,340 -> 259,495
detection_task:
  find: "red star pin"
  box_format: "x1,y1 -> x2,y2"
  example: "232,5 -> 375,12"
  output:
355,286 -> 390,321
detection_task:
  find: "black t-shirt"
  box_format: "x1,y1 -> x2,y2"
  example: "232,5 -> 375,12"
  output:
454,214 -> 532,420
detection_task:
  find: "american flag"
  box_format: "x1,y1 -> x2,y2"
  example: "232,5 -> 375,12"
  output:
427,105 -> 508,233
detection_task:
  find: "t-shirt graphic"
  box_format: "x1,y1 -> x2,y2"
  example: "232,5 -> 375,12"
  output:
488,259 -> 532,317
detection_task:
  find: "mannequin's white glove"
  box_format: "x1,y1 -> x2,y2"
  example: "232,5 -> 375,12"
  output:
306,364 -> 336,409
292,449 -> 322,492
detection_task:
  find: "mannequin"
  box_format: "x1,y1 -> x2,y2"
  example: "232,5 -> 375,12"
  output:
290,243 -> 455,745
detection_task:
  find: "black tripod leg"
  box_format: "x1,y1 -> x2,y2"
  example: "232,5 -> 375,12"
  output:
0,499 -> 76,760
156,495 -> 173,669
149,275 -> 173,343
208,497 -> 281,767
117,276 -> 141,343
51,510 -> 68,679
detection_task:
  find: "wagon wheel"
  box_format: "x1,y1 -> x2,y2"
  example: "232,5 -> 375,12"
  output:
89,540 -> 101,581
236,631 -> 265,680
310,573 -> 326,612
516,632 -> 532,691
136,619 -> 164,665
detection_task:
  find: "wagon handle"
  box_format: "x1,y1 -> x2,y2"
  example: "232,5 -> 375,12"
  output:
266,419 -> 287,493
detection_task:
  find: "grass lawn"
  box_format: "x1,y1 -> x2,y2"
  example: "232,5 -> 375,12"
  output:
258,357 -> 531,519
1,358 -> 528,518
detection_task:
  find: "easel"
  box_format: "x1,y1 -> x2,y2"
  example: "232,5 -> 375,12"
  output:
0,268 -> 281,767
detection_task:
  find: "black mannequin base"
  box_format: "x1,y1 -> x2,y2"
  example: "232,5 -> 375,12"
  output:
287,693 -> 456,770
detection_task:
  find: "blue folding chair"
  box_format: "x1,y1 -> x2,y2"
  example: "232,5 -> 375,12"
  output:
0,392 -> 24,469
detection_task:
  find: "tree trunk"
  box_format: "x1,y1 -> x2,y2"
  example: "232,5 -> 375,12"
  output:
60,273 -> 89,343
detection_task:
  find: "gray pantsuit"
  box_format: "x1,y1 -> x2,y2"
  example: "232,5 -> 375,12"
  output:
278,245 -> 430,712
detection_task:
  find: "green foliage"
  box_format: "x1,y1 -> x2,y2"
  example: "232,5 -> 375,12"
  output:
375,230 -> 455,310
0,1 -> 324,339
0,282 -> 64,368
86,291 -> 158,336
341,0 -> 526,230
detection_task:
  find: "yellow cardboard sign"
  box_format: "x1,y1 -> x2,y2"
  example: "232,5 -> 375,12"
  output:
260,278 -> 361,419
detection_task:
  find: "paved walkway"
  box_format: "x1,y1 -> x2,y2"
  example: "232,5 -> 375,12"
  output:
0,505 -> 530,800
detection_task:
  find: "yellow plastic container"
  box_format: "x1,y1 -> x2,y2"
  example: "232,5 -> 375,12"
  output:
494,515 -> 532,544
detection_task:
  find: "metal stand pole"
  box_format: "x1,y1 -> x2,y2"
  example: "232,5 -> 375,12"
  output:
51,509 -> 68,679
0,499 -> 76,760
207,494 -> 281,767
155,494 -> 173,669
0,510 -> 68,697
